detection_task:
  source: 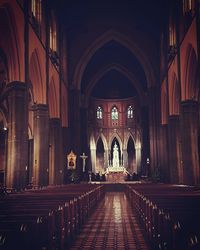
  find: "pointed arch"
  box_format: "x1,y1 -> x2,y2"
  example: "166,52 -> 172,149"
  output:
29,48 -> 44,103
61,84 -> 68,127
72,29 -> 155,90
0,48 -> 8,85
161,80 -> 168,124
183,44 -> 198,100
49,77 -> 59,118
96,133 -> 108,151
0,3 -> 21,81
109,133 -> 122,151
127,136 -> 136,173
169,72 -> 180,115
85,63 -> 145,103
124,132 -> 136,150
96,137 -> 105,151
0,109 -> 7,128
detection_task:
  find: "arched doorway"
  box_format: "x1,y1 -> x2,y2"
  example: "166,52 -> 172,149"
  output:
127,137 -> 136,174
96,137 -> 105,173
0,113 -> 7,186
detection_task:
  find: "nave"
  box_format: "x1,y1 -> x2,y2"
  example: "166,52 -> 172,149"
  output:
1,183 -> 200,249
70,192 -> 149,250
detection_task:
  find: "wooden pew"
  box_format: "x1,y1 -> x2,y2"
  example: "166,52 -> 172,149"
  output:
125,184 -> 200,250
0,184 -> 105,250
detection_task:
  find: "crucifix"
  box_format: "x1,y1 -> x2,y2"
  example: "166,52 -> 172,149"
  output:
80,153 -> 88,172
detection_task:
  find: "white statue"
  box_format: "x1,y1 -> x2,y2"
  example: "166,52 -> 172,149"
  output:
112,142 -> 119,168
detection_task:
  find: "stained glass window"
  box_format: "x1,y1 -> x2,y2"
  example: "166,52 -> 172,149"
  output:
127,105 -> 133,119
31,0 -> 42,23
97,106 -> 103,119
111,106 -> 118,120
31,0 -> 42,35
50,23 -> 57,52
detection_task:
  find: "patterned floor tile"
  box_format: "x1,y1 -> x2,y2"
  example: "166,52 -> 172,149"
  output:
69,192 -> 150,250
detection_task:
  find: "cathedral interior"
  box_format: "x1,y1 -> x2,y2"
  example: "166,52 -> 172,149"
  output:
0,0 -> 200,249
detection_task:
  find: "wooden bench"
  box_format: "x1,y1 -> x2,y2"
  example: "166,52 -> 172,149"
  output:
0,184 -> 105,250
125,184 -> 200,250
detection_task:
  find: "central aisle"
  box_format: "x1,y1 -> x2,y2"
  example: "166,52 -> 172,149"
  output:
70,192 -> 150,250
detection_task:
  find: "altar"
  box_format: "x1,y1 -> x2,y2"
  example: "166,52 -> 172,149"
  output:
107,166 -> 124,172
106,171 -> 126,182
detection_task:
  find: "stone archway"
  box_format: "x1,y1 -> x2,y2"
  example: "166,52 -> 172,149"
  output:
72,29 -> 155,91
127,137 -> 136,174
96,137 -> 105,173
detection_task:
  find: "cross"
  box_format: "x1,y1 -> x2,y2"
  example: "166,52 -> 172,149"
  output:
80,153 -> 88,172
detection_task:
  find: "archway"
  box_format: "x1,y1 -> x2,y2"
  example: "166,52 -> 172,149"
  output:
29,48 -> 44,104
183,44 -> 198,101
127,137 -> 136,174
73,29 -> 155,91
96,137 -> 105,173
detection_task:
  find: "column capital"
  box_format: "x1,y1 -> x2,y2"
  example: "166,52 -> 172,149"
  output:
168,114 -> 180,122
181,100 -> 198,112
6,81 -> 27,91
50,118 -> 61,126
32,103 -> 48,111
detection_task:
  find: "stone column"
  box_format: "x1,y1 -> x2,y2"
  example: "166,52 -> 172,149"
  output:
148,87 -> 160,173
135,144 -> 142,174
104,149 -> 109,169
180,100 -> 199,184
69,89 -> 81,162
33,104 -> 49,186
141,106 -> 150,176
123,149 -> 128,169
62,126 -> 69,183
159,125 -> 170,182
90,148 -> 96,173
168,115 -> 182,183
80,105 -> 90,176
49,118 -> 63,185
68,88 -> 83,178
6,82 -> 28,189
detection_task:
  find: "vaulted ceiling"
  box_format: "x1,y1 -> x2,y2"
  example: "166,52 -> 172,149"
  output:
51,0 -> 168,100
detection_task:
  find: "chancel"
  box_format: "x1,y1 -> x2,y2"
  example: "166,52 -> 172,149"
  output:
0,0 -> 200,249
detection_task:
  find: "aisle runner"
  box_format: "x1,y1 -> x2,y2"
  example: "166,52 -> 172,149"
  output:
70,192 -> 150,250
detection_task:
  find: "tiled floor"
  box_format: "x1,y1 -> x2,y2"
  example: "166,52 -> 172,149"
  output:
70,192 -> 150,250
